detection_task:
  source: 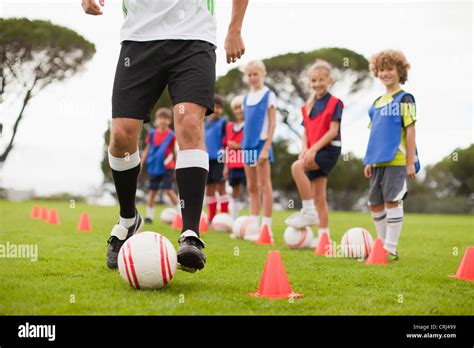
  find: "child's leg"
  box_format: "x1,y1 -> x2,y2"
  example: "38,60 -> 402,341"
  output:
291,159 -> 313,201
164,189 -> 179,206
257,159 -> 273,227
313,177 -> 329,237
206,183 -> 217,222
231,184 -> 242,220
369,203 -> 387,243
384,200 -> 403,254
146,190 -> 158,220
244,164 -> 260,224
285,160 -> 318,228
217,181 -> 230,213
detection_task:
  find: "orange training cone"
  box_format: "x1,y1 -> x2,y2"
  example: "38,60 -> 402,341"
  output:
47,208 -> 60,225
256,224 -> 274,245
449,246 -> 474,281
39,206 -> 49,221
314,232 -> 332,256
31,205 -> 40,219
249,250 -> 303,299
77,212 -> 92,231
366,238 -> 388,265
171,214 -> 183,230
199,215 -> 208,233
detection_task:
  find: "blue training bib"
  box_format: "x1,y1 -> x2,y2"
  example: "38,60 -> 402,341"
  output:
242,90 -> 271,150
147,130 -> 174,176
364,91 -> 420,173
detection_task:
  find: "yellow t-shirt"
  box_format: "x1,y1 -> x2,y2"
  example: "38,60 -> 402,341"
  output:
369,88 -> 416,167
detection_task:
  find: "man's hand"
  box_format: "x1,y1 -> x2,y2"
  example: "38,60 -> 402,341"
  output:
225,0 -> 248,64
82,0 -> 105,15
224,30 -> 245,64
364,164 -> 373,179
407,163 -> 416,179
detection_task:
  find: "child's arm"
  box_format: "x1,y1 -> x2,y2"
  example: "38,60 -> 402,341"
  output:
259,105 -> 276,162
228,140 -> 241,150
141,144 -> 150,171
299,129 -> 308,160
304,121 -> 340,168
406,124 -> 416,179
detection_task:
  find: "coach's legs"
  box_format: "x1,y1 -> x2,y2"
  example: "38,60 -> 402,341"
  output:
108,118 -> 143,226
174,103 -> 208,235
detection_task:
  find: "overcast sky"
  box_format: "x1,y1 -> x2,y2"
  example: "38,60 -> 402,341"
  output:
1,0 -> 472,195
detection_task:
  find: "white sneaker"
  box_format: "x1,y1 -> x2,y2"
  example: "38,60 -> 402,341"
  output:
285,209 -> 319,229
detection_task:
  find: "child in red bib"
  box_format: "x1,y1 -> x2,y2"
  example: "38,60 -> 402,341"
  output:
223,96 -> 246,220
285,60 -> 344,241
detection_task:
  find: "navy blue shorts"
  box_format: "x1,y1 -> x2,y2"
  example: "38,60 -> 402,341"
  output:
207,160 -> 224,184
148,169 -> 175,191
228,168 -> 246,187
306,146 -> 341,180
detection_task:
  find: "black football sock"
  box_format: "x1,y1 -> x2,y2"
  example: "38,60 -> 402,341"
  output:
109,150 -> 141,219
175,150 -> 209,236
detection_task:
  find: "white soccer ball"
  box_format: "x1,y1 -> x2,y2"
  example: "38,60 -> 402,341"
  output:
284,226 -> 315,249
340,227 -> 374,259
231,215 -> 260,240
160,208 -> 178,224
118,232 -> 177,290
212,213 -> 234,232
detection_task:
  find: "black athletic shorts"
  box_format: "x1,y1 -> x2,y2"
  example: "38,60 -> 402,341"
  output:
112,40 -> 217,123
207,160 -> 224,184
306,145 -> 341,180
148,169 -> 175,191
228,168 -> 246,187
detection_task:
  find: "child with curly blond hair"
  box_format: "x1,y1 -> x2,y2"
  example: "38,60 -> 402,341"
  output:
364,50 -> 420,261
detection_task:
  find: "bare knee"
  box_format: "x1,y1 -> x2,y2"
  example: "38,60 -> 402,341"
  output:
109,120 -> 141,155
247,182 -> 259,195
291,160 -> 304,176
369,203 -> 385,212
174,103 -> 205,150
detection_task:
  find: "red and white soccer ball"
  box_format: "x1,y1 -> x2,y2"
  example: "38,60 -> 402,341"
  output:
284,226 -> 315,249
340,227 -> 374,258
212,213 -> 234,232
231,215 -> 259,240
160,208 -> 179,224
118,232 -> 177,290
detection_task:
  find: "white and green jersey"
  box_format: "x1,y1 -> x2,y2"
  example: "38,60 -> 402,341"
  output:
121,0 -> 217,45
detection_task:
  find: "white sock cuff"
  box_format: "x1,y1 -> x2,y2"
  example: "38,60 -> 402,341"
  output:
302,199 -> 315,209
262,216 -> 272,226
176,150 -> 209,171
207,195 -> 217,204
371,210 -> 387,218
386,206 -> 403,218
220,194 -> 230,203
108,149 -> 140,172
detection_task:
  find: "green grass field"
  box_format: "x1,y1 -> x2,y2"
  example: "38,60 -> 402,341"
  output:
0,200 -> 473,315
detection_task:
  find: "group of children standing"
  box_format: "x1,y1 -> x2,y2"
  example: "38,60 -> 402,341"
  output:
141,49 -> 418,261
